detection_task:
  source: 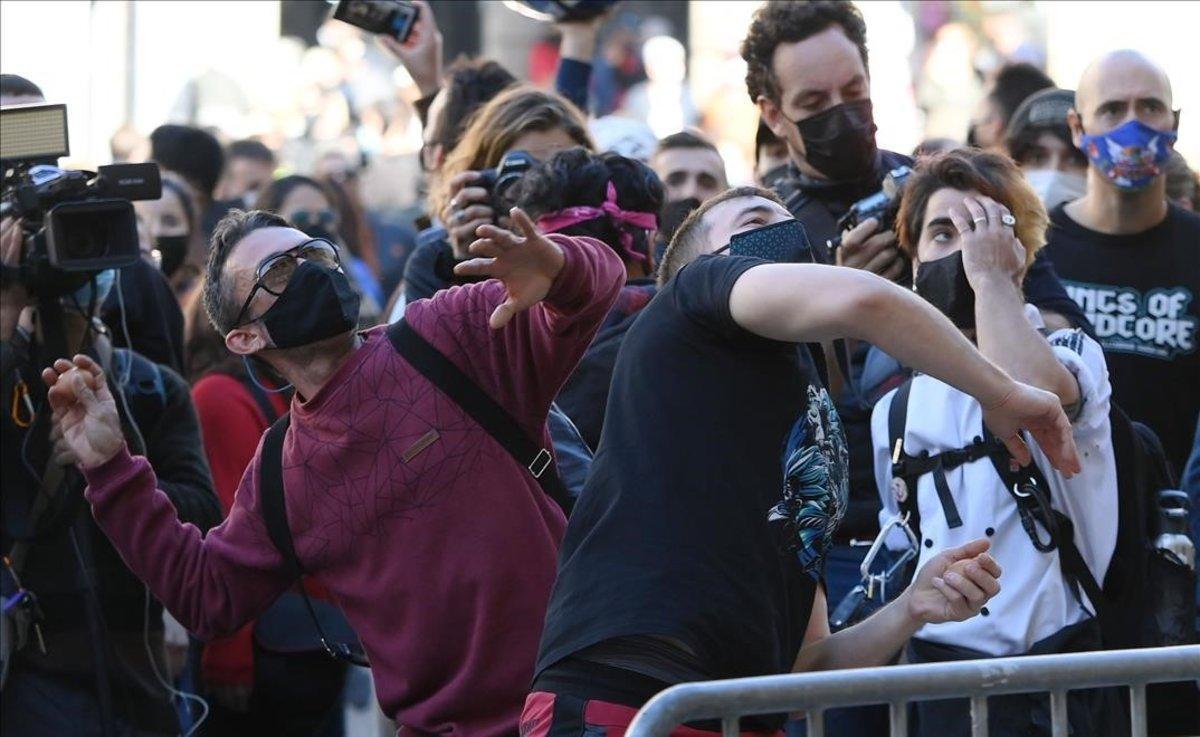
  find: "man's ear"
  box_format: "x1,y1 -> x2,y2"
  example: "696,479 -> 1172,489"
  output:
757,95 -> 791,142
1067,109 -> 1084,148
225,324 -> 269,357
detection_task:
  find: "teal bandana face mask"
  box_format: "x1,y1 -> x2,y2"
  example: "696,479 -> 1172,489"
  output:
1079,119 -> 1177,191
63,269 -> 116,314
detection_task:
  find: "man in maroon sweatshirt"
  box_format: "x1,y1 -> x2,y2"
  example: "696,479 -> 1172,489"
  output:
39,207 -> 624,736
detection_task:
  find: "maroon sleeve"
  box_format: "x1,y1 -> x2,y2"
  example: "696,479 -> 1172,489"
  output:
404,233 -> 624,434
84,445 -> 292,641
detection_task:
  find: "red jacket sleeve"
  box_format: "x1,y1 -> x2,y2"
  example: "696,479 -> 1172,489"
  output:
404,234 -> 625,437
192,374 -> 271,687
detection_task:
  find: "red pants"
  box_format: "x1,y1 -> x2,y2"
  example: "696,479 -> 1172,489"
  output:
519,691 -> 783,737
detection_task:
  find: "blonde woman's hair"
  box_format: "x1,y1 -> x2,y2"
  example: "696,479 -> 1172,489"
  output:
431,85 -> 593,218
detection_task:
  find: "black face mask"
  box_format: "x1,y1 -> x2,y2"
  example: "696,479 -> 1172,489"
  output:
260,261 -> 361,349
792,98 -> 879,183
155,235 -> 189,278
717,219 -> 813,263
913,251 -> 975,329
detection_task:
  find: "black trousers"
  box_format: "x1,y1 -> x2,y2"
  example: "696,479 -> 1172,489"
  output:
906,619 -> 1127,737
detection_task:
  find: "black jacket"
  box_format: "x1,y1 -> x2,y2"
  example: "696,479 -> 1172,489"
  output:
1,331 -> 220,732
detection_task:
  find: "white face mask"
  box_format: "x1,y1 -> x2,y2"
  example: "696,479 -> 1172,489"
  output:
1024,169 -> 1087,210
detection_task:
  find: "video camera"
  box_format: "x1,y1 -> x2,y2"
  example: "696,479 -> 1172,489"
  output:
827,165 -> 913,255
477,150 -> 536,223
1,103 -> 159,297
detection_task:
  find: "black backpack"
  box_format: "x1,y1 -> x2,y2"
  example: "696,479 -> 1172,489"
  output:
255,320 -> 574,664
888,378 -> 1198,733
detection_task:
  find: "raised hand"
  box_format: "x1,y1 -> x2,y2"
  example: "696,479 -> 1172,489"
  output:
905,538 -> 1002,624
950,195 -> 1026,288
441,171 -> 495,259
376,0 -> 443,96
41,354 -> 124,470
982,380 -> 1081,476
454,208 -> 566,329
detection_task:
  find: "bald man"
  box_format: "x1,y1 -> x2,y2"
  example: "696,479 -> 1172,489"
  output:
1041,50 -> 1199,479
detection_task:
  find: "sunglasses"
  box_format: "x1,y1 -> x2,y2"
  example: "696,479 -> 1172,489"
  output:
289,209 -> 338,230
231,238 -> 341,329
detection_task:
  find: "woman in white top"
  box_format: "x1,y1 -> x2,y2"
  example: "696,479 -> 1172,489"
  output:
870,149 -> 1123,737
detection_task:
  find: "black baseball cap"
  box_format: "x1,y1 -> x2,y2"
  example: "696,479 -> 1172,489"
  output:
1005,88 -> 1075,144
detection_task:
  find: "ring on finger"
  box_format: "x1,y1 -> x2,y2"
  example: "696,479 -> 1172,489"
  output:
973,216 -> 987,227
1000,213 -> 1016,228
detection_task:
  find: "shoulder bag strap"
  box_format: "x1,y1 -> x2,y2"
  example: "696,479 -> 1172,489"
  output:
387,320 -> 573,516
259,414 -> 300,578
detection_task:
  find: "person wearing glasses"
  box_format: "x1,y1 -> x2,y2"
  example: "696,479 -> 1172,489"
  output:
255,175 -> 383,325
40,207 -> 626,736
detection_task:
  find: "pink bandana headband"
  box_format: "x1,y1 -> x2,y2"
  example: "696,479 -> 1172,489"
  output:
535,182 -> 659,263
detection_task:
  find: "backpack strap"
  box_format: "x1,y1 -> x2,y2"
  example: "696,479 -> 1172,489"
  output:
983,432 -> 1107,621
387,320 -> 574,516
887,378 -> 921,541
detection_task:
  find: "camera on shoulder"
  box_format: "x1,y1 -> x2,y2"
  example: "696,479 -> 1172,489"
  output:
1,102 -> 160,297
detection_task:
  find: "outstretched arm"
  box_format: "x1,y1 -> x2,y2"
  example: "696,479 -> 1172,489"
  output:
795,539 -> 1002,672
729,262 -> 1081,475
404,207 -> 624,435
43,355 -> 293,640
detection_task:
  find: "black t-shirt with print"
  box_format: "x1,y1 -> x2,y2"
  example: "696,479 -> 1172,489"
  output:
1043,203 -> 1200,471
536,255 -> 848,687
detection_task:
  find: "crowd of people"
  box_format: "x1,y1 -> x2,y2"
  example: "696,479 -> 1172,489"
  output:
2,2 -> 1198,737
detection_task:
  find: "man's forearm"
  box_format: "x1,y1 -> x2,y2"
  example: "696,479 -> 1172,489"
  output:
973,276 -> 1079,407
854,277 -> 1013,408
794,591 -> 921,672
733,264 -> 1014,407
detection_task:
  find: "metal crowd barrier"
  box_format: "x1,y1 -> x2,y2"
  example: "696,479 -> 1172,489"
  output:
626,645 -> 1200,737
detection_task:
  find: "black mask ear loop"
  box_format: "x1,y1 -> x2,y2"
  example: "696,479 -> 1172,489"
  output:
242,355 -> 293,394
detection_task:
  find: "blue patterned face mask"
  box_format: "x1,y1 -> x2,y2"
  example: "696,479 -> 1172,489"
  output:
1079,119 -> 1177,191
716,218 -> 814,263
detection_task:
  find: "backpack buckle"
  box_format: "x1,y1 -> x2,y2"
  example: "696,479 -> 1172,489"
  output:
528,449 -> 552,479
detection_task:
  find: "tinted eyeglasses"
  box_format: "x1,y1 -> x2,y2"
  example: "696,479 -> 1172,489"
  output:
231,238 -> 341,328
289,209 -> 338,231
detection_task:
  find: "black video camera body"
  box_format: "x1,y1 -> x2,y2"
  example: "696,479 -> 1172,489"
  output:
476,150 -> 536,224
827,165 -> 913,255
1,103 -> 160,297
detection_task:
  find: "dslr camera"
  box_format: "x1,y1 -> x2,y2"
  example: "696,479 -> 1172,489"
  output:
1,103 -> 159,297
477,150 -> 536,223
827,165 -> 913,255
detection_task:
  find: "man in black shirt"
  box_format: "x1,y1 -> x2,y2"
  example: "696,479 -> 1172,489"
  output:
1044,49 -> 1199,472
523,187 -> 1082,735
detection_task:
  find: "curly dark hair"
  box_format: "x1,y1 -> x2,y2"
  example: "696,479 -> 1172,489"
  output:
741,0 -> 869,104
434,57 -> 518,154
512,147 -> 665,264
